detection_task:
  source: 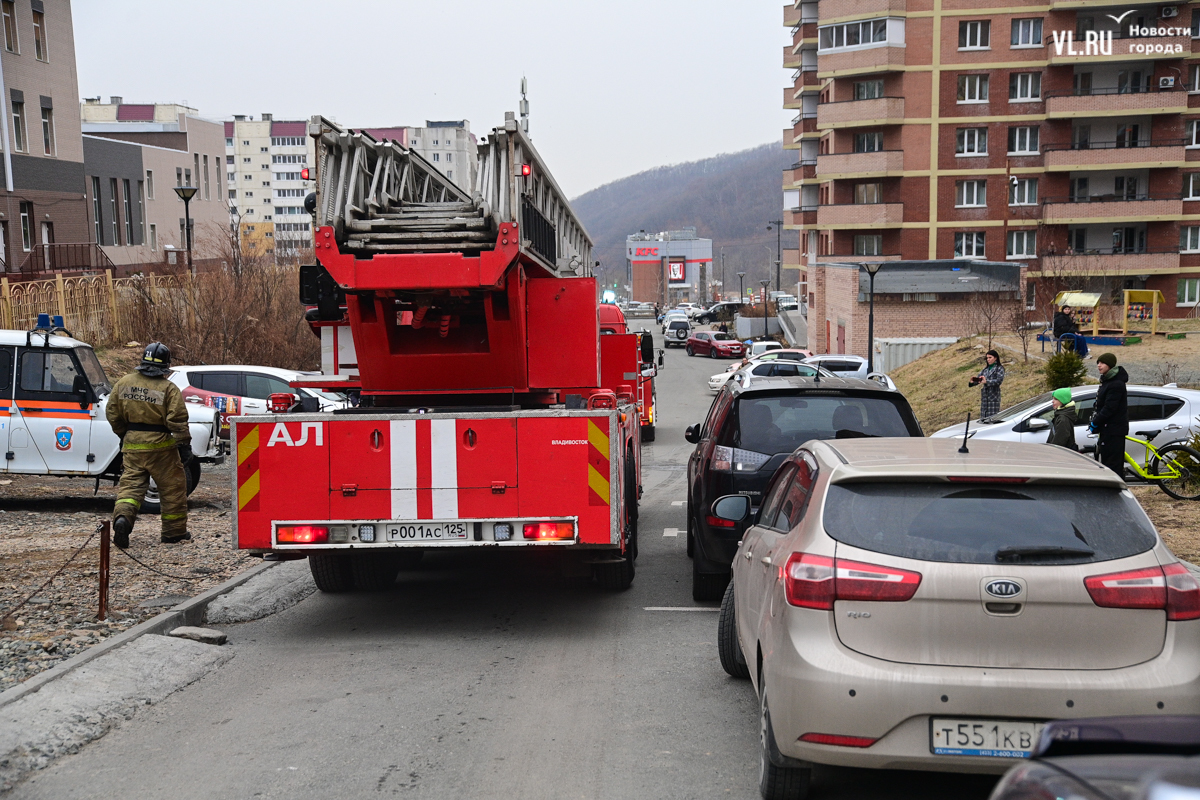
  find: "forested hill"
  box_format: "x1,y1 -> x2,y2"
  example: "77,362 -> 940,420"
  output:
571,142 -> 794,294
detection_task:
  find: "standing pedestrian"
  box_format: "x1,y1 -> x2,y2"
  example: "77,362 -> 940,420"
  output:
1046,387 -> 1079,450
1089,352 -> 1129,477
971,350 -> 1005,419
106,342 -> 193,548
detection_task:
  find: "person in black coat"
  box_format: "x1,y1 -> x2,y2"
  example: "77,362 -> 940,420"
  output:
1089,353 -> 1129,477
1052,306 -> 1078,339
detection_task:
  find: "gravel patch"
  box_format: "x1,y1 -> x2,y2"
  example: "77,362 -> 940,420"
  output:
0,462 -> 257,692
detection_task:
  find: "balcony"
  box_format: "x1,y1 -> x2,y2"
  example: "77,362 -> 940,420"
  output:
783,160 -> 817,185
784,45 -> 801,69
819,0 -> 905,16
817,203 -> 904,227
819,45 -> 905,76
1042,195 -> 1183,224
1045,88 -> 1188,118
784,86 -> 803,109
784,5 -> 801,27
1038,250 -> 1181,276
1046,33 -> 1190,65
786,207 -> 818,227
816,150 -> 904,177
1043,140 -> 1186,171
817,96 -> 905,129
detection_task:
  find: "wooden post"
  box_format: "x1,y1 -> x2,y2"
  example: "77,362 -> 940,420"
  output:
106,269 -> 120,341
1121,290 -> 1130,336
97,520 -> 110,621
1152,291 -> 1160,337
54,272 -> 66,321
0,276 -> 9,329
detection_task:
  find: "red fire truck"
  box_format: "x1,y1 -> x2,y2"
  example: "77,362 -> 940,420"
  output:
232,115 -> 645,592
598,302 -> 658,442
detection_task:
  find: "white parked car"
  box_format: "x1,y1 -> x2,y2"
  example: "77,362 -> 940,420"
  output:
803,354 -> 898,390
748,341 -> 785,357
1,327 -> 223,512
932,385 -> 1200,465
708,350 -> 820,392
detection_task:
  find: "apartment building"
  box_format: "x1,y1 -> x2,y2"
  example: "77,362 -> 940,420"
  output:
784,0 -> 1200,353
224,115 -> 317,258
405,121 -> 477,194
0,0 -> 90,272
80,98 -> 226,268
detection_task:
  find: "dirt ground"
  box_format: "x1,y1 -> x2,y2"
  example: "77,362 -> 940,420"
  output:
0,461 -> 254,692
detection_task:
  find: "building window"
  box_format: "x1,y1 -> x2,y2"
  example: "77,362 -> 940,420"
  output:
446,153 -> 452,163
1009,72 -> 1042,101
185,168 -> 191,186
854,80 -> 885,99
271,137 -> 305,147
955,127 -> 988,155
137,180 -> 145,244
1007,230 -> 1036,258
1009,178 -> 1038,205
854,183 -> 883,204
245,191 -> 253,198
243,174 -> 251,181
109,178 -> 120,245
1181,226 -> 1200,252
271,154 -> 306,164
11,101 -> 24,152
176,167 -> 183,187
90,177 -> 102,244
954,231 -> 986,258
225,137 -> 233,147
432,153 -> 440,162
1188,120 -> 1200,148
229,189 -> 236,200
32,9 -> 46,60
958,20 -> 990,49
854,131 -> 884,152
1,1 -> 16,52
149,223 -> 157,251
122,179 -> 133,245
260,146 -> 268,153
1179,278 -> 1200,307
1008,126 -> 1039,154
227,155 -> 234,165
19,201 -> 30,251
955,180 -> 986,207
1191,65 -> 1200,92
40,107 -> 54,156
957,75 -> 989,103
819,18 -> 889,50
242,157 -> 251,164
1184,174 -> 1200,200
853,234 -> 883,256
446,169 -> 453,180
203,155 -> 210,200
146,169 -> 154,199
242,140 -> 249,146
1011,18 -> 1043,47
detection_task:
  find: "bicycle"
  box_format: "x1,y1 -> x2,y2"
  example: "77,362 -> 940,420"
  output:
1085,429 -> 1200,501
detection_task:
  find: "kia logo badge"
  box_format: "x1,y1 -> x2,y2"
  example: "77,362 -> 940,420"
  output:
986,580 -> 1022,598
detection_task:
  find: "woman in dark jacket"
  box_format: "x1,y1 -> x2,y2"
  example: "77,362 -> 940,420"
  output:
973,350 -> 1005,419
1046,387 -> 1078,449
1090,353 -> 1129,476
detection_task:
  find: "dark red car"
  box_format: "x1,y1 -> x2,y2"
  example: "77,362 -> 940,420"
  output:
685,331 -> 744,358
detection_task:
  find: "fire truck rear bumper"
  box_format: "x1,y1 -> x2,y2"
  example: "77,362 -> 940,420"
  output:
268,516 -> 624,550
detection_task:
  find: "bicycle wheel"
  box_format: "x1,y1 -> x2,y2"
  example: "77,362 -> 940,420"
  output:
1151,444 -> 1200,501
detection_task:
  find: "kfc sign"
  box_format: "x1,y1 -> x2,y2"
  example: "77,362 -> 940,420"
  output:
634,247 -> 659,257
669,261 -> 686,282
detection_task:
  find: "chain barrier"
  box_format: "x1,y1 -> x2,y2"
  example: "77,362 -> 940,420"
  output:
0,524 -> 99,627
112,545 -> 201,582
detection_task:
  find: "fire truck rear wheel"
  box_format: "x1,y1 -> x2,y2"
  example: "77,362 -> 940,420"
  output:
350,551 -> 400,591
641,424 -> 655,443
594,554 -> 634,591
309,552 -> 354,593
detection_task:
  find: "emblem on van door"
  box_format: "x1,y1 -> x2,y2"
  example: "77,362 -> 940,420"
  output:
985,579 -> 1022,598
54,426 -> 73,451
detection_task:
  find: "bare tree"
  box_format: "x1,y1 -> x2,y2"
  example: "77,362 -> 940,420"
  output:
966,280 -> 1011,351
1013,305 -> 1032,363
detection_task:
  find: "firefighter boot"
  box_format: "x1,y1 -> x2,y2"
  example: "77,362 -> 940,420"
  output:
112,515 -> 132,549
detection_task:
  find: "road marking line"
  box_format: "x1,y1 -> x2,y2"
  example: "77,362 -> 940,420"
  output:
671,500 -> 685,506
643,607 -> 720,612
663,527 -> 679,537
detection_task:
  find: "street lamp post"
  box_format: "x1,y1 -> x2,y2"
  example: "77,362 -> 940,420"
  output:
759,278 -> 771,340
720,251 -> 725,300
864,262 -> 884,373
737,271 -> 746,306
767,220 -> 783,295
174,185 -> 198,275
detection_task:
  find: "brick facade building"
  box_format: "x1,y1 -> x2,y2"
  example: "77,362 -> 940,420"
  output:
783,0 -> 1200,339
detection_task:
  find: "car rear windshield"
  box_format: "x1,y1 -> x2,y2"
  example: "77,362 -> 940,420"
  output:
668,321 -> 689,330
822,483 -> 1157,565
719,393 -> 916,455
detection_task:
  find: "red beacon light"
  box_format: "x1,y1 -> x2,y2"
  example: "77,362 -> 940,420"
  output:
518,164 -> 531,177
268,392 -> 296,413
301,167 -> 312,180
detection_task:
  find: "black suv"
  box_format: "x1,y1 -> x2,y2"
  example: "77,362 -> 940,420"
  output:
685,373 -> 923,600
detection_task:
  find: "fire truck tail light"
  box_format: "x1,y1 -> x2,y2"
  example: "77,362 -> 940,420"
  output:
522,522 -> 573,540
277,525 -> 329,544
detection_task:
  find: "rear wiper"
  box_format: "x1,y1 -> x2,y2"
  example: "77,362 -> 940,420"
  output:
995,545 -> 1095,563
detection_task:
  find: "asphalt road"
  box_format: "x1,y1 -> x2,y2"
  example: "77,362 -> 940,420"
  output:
13,330 -> 999,800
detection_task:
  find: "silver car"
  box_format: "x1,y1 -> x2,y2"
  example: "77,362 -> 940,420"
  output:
715,438 -> 1200,798
932,385 -> 1200,465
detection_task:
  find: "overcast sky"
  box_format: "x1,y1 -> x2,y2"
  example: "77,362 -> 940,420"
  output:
74,1 -> 789,198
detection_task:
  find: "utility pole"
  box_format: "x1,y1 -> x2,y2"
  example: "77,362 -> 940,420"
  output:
720,250 -> 726,300
767,220 -> 783,295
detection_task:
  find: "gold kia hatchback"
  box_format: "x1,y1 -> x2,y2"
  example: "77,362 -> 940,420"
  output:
714,438 -> 1200,800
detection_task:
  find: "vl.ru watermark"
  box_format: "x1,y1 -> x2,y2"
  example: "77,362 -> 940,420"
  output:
1051,27 -> 1187,56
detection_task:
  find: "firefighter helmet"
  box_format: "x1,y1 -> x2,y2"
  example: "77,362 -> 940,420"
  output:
136,342 -> 172,377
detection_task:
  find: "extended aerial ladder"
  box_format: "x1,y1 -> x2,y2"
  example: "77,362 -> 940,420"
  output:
234,113 -> 648,593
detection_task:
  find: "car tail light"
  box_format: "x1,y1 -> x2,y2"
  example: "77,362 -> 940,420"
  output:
798,732 -> 878,748
1086,563 -> 1200,620
277,525 -> 329,544
710,445 -> 771,473
782,553 -> 922,609
522,522 -> 574,540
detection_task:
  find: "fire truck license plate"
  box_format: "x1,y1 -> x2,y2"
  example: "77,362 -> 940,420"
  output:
386,522 -> 469,542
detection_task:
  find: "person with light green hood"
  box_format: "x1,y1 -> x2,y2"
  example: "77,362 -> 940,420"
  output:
1046,387 -> 1079,450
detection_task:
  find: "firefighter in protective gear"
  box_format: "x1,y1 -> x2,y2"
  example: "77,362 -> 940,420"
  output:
106,342 -> 193,547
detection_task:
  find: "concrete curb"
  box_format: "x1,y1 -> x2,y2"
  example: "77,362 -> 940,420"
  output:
0,559 -> 278,711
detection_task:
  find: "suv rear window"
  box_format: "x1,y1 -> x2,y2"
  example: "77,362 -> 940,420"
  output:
823,483 -> 1157,565
668,321 -> 689,330
718,394 -> 915,455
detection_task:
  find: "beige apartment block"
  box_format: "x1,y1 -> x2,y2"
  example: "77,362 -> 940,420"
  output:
225,115 -> 317,259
